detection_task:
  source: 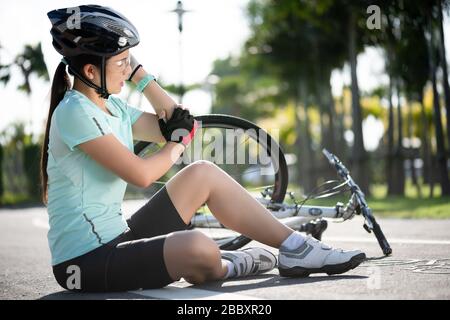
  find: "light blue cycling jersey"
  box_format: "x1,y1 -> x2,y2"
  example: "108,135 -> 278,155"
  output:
46,89 -> 143,266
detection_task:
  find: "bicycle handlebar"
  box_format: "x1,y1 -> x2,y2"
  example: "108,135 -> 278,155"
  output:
322,149 -> 392,256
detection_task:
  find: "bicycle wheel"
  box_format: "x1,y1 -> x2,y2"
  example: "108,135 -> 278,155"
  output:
129,114 -> 289,250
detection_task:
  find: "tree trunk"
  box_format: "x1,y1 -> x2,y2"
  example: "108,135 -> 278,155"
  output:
392,80 -> 405,195
348,10 -> 369,195
431,62 -> 450,195
419,91 -> 434,197
313,59 -> 330,154
426,10 -> 450,195
406,97 -> 422,197
325,75 -> 337,154
301,83 -> 317,192
387,74 -> 396,195
437,0 -> 450,155
315,80 -> 337,181
337,94 -> 347,160
0,144 -> 3,204
294,79 -> 304,190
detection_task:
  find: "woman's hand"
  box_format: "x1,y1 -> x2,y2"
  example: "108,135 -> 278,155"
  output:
158,106 -> 199,148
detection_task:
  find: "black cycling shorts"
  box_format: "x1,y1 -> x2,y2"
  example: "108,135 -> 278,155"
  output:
52,186 -> 189,292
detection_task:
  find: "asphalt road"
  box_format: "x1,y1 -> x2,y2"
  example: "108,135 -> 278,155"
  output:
1,201 -> 449,300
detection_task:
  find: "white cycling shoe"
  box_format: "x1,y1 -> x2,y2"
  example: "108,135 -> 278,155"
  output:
278,236 -> 366,277
221,247 -> 277,278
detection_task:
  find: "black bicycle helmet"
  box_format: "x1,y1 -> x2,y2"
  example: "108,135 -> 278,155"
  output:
47,5 -> 140,98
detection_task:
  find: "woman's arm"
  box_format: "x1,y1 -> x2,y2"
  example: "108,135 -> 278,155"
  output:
132,112 -> 166,143
78,133 -> 185,188
131,67 -> 178,120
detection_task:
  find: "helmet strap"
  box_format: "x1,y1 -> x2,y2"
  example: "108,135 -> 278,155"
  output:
98,57 -> 110,99
66,58 -> 110,99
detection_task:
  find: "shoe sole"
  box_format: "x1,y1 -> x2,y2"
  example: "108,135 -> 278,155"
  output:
278,253 -> 366,277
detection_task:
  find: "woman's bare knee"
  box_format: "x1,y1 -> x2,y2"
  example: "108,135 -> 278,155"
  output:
163,230 -> 222,283
188,160 -> 219,185
165,160 -> 221,224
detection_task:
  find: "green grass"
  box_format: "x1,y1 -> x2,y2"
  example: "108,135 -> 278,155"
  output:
366,182 -> 449,219
367,196 -> 450,219
0,191 -> 40,207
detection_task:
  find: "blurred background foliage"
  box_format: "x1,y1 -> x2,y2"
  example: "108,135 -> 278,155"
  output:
1,0 -> 450,217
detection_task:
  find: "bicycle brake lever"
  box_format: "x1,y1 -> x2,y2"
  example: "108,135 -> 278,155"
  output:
322,149 -> 349,177
322,149 -> 334,164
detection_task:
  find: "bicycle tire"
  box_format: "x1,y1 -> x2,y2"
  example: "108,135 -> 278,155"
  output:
133,114 -> 289,250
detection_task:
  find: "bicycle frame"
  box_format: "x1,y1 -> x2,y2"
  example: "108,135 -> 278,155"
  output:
190,149 -> 392,256
191,198 -> 351,230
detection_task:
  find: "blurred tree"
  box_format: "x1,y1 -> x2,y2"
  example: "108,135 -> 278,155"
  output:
395,2 -> 431,197
14,43 -> 49,94
346,1 -> 372,195
222,0 -> 450,197
210,54 -> 282,121
378,0 -> 406,195
0,42 -> 12,85
163,83 -> 201,98
0,42 -> 50,201
406,99 -> 422,197
0,144 -> 4,204
243,0 -> 356,191
0,43 -> 8,204
244,0 -> 316,190
23,136 -> 41,200
419,89 -> 434,196
424,1 -> 450,195
207,54 -> 285,186
0,123 -> 28,197
437,0 -> 450,153
364,0 -> 450,196
15,43 -> 49,200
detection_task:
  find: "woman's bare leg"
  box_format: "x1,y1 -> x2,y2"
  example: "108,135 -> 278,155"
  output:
165,160 -> 293,248
162,160 -> 293,284
163,230 -> 227,284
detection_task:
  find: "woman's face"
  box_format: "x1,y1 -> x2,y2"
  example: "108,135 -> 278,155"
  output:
84,49 -> 132,95
105,50 -> 132,94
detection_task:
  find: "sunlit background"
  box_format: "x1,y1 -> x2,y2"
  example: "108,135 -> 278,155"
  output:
3,1 -> 448,148
1,0 -> 450,211
1,1 -> 251,136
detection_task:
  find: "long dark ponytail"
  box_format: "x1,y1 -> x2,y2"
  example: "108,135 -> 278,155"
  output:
40,55 -> 103,204
40,61 -> 71,204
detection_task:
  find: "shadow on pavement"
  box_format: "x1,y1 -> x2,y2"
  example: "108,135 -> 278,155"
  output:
39,274 -> 368,300
39,290 -> 154,300
190,274 -> 369,294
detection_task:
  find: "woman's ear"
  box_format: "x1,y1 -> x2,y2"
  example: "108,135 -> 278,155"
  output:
83,64 -> 97,80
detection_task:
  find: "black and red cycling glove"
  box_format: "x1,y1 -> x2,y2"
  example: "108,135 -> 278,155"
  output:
158,107 -> 199,147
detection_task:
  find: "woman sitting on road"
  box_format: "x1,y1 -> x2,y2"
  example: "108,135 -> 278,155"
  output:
42,5 -> 366,292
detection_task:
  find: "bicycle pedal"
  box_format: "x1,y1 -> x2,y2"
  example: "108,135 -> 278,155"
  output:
300,220 -> 328,241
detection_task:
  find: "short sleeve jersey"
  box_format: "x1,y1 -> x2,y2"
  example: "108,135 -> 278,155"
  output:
46,89 -> 143,266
